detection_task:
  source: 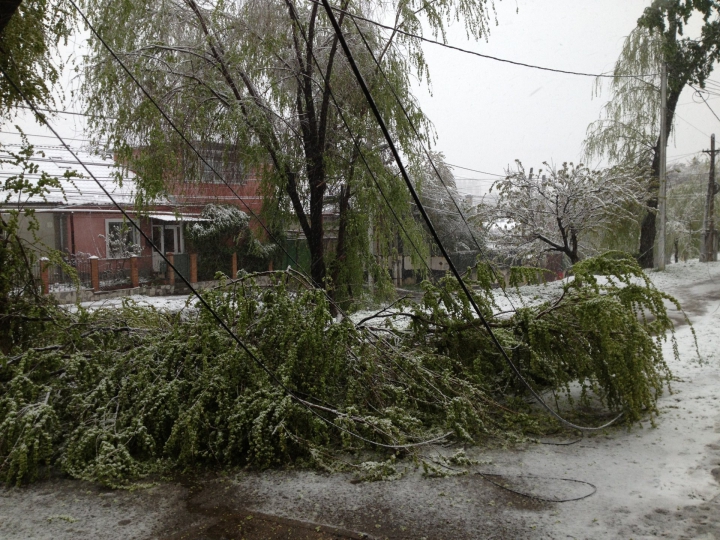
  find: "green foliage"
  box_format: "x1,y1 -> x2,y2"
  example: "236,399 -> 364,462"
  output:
0,253 -> 685,487
0,0 -> 74,116
406,252 -> 677,424
186,204 -> 273,277
0,274 -> 505,486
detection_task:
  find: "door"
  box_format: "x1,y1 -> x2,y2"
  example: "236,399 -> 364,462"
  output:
151,223 -> 184,272
151,225 -> 163,272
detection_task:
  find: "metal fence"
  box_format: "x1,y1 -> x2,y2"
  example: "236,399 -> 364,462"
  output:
35,251 -> 263,294
36,254 -> 155,292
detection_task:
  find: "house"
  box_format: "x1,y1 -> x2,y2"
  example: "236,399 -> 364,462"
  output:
1,143 -> 265,297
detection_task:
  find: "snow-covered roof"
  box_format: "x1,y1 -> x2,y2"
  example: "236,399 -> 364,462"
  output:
0,143 -> 142,207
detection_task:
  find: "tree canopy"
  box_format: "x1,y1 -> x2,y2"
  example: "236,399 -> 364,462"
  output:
584,0 -> 720,268
80,0 -> 496,303
0,0 -> 74,116
478,161 -> 647,265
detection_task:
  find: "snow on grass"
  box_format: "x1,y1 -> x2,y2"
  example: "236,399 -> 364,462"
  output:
63,294 -> 199,313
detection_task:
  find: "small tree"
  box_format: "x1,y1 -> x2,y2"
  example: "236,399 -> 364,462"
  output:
478,161 -> 647,265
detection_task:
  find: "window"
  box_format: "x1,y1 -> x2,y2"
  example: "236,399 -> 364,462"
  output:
105,219 -> 141,258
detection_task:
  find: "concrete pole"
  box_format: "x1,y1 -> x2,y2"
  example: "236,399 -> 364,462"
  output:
657,62 -> 668,270
702,134 -> 717,262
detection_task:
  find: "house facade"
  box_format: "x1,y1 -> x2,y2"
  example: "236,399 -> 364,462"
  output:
1,146 -> 265,293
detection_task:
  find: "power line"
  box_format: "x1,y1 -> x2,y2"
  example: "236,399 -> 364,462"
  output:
321,0 -> 621,432
15,104 -> 115,119
0,130 -> 101,143
674,110 -> 711,138
446,163 -> 505,177
3,64 -> 449,453
690,84 -> 720,124
309,0 -> 657,80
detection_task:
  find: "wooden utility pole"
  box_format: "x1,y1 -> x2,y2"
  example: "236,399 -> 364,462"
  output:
656,63 -> 668,270
701,133 -> 719,262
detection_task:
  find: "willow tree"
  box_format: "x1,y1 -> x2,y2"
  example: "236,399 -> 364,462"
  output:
584,0 -> 720,268
80,0 -> 496,301
0,0 -> 75,116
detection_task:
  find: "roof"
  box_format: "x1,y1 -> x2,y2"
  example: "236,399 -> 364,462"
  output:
0,142 -> 145,207
147,213 -> 207,222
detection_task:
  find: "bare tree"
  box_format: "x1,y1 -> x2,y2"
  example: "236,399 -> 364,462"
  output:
478,162 -> 647,265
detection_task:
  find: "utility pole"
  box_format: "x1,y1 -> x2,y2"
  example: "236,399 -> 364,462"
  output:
701,133 -> 719,262
656,62 -> 668,270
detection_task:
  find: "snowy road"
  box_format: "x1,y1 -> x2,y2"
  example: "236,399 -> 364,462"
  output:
1,260 -> 719,539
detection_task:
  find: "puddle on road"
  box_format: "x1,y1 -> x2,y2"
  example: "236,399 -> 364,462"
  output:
160,508 -> 365,540
158,477 -> 368,540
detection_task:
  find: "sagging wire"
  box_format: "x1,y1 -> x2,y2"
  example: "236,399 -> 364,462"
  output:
1,66 -> 451,451
320,0 -> 623,432
310,0 -> 656,80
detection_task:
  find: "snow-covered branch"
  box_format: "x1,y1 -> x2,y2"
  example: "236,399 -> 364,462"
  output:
477,161 -> 648,265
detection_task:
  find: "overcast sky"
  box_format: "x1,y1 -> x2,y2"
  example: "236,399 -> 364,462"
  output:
414,0 -> 720,198
4,0 -> 720,200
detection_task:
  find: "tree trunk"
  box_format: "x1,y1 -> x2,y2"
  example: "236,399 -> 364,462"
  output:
637,87 -> 681,268
0,0 -> 22,36
331,183 -> 352,299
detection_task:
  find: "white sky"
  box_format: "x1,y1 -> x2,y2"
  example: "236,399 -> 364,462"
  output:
414,0 -> 720,198
3,0 -> 720,202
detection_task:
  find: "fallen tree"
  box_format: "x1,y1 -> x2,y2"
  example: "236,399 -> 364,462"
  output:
0,253 -> 682,487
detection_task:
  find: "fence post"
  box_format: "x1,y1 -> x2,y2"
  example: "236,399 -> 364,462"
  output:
190,252 -> 198,284
39,257 -> 50,295
231,252 -> 238,279
89,256 -> 99,292
166,252 -> 175,286
130,255 -> 139,288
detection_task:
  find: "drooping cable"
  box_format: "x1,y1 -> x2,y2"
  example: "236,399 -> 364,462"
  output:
320,0 -> 623,432
310,0 -> 656,80
2,67 -> 450,450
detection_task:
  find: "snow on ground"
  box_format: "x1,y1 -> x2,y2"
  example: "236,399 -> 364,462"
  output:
485,258 -> 720,539
2,260 -> 719,539
63,294 -> 198,313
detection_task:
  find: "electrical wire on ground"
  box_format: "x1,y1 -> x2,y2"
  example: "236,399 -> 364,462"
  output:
426,455 -> 596,502
2,66 -> 450,451
320,0 -> 623,432
475,472 -> 597,503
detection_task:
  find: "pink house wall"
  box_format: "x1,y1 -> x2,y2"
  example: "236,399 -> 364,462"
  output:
65,210 -> 153,259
